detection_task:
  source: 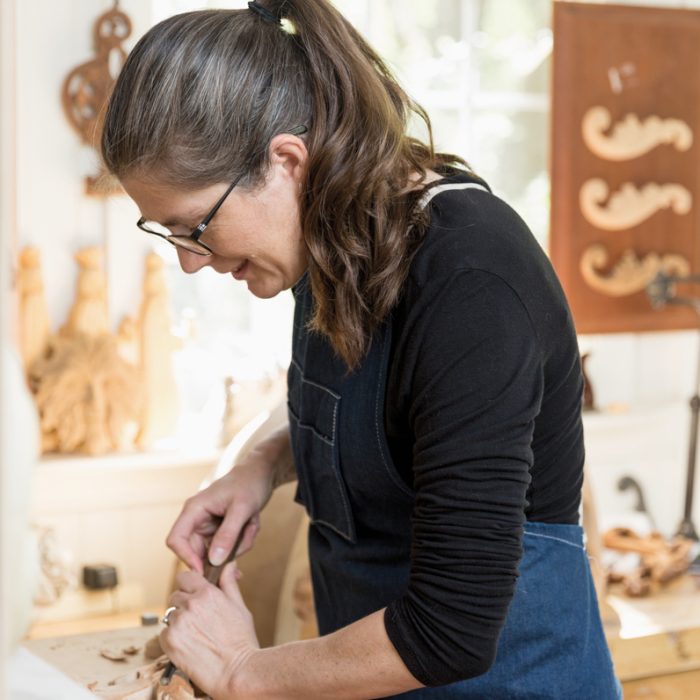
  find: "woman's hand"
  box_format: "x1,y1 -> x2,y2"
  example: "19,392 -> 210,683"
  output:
160,563 -> 259,698
166,452 -> 275,572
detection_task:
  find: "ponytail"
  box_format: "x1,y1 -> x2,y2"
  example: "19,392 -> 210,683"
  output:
102,0 -> 470,370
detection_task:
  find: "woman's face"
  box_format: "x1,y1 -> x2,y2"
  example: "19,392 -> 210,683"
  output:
121,135 -> 308,299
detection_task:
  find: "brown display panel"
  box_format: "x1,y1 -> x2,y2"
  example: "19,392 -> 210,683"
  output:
550,1 -> 700,333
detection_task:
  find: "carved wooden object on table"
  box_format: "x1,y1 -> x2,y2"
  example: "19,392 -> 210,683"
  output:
61,1 -> 131,196
551,2 -> 700,332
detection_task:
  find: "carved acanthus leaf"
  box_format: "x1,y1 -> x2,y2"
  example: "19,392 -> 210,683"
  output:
580,244 -> 690,297
580,179 -> 692,231
582,106 -> 693,161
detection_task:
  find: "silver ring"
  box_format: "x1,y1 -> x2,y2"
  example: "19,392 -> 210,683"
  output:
162,606 -> 177,626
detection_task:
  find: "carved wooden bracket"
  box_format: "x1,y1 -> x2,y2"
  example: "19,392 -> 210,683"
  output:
579,179 -> 692,231
61,1 -> 131,196
580,244 -> 690,297
582,106 -> 693,161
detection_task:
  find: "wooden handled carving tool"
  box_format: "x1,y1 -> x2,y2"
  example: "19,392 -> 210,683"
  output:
160,521 -> 250,688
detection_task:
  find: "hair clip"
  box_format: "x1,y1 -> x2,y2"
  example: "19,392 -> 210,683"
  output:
248,2 -> 281,26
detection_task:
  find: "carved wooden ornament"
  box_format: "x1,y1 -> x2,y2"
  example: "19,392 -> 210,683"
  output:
62,247 -> 110,338
579,179 -> 692,231
582,106 -> 693,161
580,244 -> 690,297
137,253 -> 180,448
550,2 -> 700,333
61,1 -> 131,196
17,246 -> 51,372
29,333 -> 142,455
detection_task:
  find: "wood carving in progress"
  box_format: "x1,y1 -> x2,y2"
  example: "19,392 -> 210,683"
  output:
581,106 -> 693,161
29,333 -> 142,455
137,253 -> 180,447
579,179 -> 692,231
61,1 -> 131,195
26,628 -> 209,699
62,247 -> 110,338
580,244 -> 690,297
90,655 -> 202,699
17,246 -> 51,372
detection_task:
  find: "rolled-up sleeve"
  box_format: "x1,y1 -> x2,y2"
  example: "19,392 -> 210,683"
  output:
384,269 -> 544,686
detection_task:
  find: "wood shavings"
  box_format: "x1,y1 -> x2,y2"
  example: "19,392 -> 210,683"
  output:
100,648 -> 128,662
86,659 -> 164,699
122,645 -> 141,656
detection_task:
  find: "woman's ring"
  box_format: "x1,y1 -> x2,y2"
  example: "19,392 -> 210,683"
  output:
162,606 -> 177,626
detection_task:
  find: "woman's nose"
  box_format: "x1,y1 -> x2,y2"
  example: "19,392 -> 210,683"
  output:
176,247 -> 210,274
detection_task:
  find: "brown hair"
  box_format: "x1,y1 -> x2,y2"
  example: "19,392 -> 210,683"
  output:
102,0 -> 471,369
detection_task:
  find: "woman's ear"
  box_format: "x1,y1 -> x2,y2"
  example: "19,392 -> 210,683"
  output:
268,132 -> 308,185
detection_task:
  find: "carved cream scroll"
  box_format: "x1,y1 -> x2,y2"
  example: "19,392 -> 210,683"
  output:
579,179 -> 692,231
580,244 -> 690,297
582,106 -> 693,161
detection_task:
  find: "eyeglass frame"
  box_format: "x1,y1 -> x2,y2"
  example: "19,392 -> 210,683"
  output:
136,124 -> 309,257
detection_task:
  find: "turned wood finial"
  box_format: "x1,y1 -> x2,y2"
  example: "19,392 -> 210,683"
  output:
17,246 -> 51,372
63,246 -> 110,338
61,1 -> 132,196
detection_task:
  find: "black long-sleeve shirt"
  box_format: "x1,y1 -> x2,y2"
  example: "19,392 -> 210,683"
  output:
382,173 -> 585,686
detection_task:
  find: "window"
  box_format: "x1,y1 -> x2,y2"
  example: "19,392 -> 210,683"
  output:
334,0 -> 552,246
147,0 -> 551,442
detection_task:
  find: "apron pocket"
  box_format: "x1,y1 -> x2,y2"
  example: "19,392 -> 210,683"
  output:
287,364 -> 356,543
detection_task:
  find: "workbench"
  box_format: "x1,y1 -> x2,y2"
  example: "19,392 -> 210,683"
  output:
606,573 -> 700,699
14,625 -> 165,699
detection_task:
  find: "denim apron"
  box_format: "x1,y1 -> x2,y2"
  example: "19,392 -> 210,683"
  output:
287,185 -> 621,700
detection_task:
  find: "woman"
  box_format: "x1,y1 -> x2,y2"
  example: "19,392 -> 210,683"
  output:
102,2 -> 620,698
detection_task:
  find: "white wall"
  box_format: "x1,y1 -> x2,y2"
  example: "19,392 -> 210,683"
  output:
0,0 -> 17,690
15,0 -> 153,333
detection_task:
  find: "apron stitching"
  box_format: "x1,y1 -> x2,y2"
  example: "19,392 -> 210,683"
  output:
312,518 -> 355,542
524,531 -> 583,550
288,410 -> 334,446
331,398 -> 339,442
289,358 -> 342,400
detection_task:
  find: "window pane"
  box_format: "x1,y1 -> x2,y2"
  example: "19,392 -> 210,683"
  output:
474,0 -> 552,94
471,108 -> 549,247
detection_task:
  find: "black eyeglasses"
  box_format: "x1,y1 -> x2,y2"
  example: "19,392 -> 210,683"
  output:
137,173 -> 242,257
136,125 -> 308,257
